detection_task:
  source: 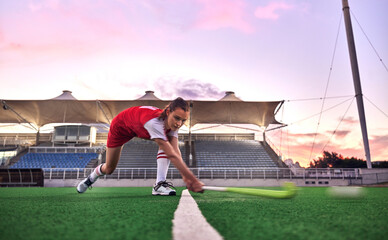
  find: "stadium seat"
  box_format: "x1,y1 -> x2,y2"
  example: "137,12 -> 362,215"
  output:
195,140 -> 278,168
10,153 -> 98,169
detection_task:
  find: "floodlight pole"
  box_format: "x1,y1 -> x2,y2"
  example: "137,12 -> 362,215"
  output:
342,0 -> 372,168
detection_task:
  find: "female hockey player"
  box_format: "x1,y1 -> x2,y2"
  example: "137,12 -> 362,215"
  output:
77,97 -> 203,195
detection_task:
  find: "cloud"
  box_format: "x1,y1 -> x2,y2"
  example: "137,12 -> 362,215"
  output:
141,0 -> 200,31
28,0 -> 60,12
254,2 -> 294,20
0,40 -> 99,67
325,130 -> 351,139
3,0 -> 255,68
144,0 -> 254,33
2,0 -> 139,67
154,77 -> 224,100
267,126 -> 388,167
370,134 -> 388,161
194,0 -> 254,33
265,128 -> 369,167
340,116 -> 358,126
0,30 -> 4,43
76,81 -> 114,100
284,132 -> 325,144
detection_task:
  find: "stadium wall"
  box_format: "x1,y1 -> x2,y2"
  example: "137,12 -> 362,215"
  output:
44,178 -> 351,188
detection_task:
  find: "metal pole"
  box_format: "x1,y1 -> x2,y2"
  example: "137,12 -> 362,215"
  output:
35,128 -> 40,146
188,101 -> 193,166
263,131 -> 266,144
342,0 -> 372,168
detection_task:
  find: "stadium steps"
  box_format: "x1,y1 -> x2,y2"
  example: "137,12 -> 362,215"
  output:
116,139 -> 185,169
6,147 -> 28,168
85,157 -> 99,168
117,140 -> 159,168
261,142 -> 288,168
195,140 -> 279,168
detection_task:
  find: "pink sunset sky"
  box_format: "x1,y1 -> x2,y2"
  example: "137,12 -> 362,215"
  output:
1,0 -> 387,167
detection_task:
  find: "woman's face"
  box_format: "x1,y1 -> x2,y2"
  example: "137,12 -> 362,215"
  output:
166,107 -> 189,131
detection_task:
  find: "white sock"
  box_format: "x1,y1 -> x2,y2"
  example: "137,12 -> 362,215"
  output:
156,150 -> 170,184
90,164 -> 104,182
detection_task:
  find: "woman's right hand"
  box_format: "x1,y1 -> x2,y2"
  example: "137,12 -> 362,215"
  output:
185,178 -> 204,193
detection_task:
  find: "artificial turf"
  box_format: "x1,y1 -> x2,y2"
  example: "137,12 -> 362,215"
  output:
191,187 -> 388,240
0,187 -> 181,240
0,187 -> 387,240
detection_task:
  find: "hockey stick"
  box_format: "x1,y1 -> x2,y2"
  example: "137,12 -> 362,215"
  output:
202,182 -> 297,199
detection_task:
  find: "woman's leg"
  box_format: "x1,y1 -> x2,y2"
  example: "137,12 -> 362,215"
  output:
89,145 -> 122,181
153,148 -> 176,196
156,148 -> 170,183
77,146 -> 123,193
101,146 -> 123,175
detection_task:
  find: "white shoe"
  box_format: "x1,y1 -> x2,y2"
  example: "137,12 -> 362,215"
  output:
76,176 -> 96,193
152,181 -> 176,196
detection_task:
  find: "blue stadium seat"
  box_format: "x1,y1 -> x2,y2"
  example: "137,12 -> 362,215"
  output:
195,140 -> 278,168
10,152 -> 98,169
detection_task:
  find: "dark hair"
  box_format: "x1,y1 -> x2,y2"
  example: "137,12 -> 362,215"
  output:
159,97 -> 189,120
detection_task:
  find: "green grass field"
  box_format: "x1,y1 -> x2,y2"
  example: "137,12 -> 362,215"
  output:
1,187 -> 387,240
192,187 -> 388,240
0,187 -> 180,240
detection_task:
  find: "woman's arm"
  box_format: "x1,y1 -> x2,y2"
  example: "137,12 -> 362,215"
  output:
155,138 -> 203,192
168,136 -> 181,157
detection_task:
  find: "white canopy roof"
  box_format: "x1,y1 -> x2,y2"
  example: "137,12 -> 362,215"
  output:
1,91 -> 283,128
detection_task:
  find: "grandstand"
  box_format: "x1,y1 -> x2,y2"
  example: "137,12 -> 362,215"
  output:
2,91 -> 386,187
195,140 -> 277,168
10,153 -> 98,169
0,117 -> 284,171
116,139 -> 186,168
2,130 -> 387,187
1,91 -> 285,175
1,129 -> 282,171
113,133 -> 282,170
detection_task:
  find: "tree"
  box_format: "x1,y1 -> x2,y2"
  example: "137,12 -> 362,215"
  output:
309,151 -> 388,168
372,161 -> 388,168
309,151 -> 366,168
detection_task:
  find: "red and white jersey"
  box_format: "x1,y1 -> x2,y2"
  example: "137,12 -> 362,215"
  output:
107,106 -> 178,148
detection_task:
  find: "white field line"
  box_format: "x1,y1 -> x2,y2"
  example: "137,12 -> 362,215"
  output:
172,189 -> 223,240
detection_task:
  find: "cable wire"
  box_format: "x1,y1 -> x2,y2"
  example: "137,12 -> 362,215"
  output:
321,97 -> 355,152
364,95 -> 388,118
280,104 -> 285,156
286,127 -> 290,161
350,10 -> 388,73
288,97 -> 354,126
309,13 -> 343,162
285,95 -> 353,102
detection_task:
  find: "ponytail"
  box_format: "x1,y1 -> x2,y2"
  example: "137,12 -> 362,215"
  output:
159,97 -> 189,120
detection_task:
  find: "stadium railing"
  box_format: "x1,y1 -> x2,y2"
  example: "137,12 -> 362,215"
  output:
42,167 -> 362,181
264,137 -> 283,160
29,146 -> 104,153
349,171 -> 388,185
0,136 -> 36,146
